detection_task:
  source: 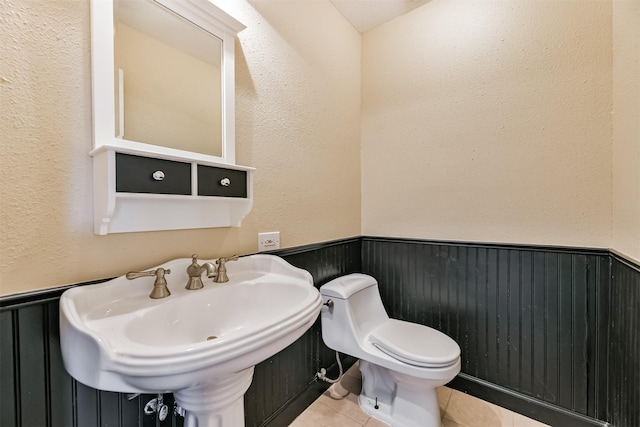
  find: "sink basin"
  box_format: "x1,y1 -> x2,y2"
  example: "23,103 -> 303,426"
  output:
60,254 -> 322,426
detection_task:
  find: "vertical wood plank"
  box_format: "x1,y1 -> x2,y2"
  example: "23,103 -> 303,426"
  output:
119,393 -> 142,427
557,253 -> 574,410
46,301 -> 75,427
531,251 -> 546,400
75,381 -> 99,427
607,257 -> 640,426
476,247 -> 489,381
519,250 -> 534,396
507,250 -> 521,391
543,252 -> 559,405
17,305 -> 48,427
99,391 -> 121,426
460,248 -> 478,375
486,248 -> 499,385
0,310 -> 17,427
497,249 -> 510,388
465,246 -> 479,378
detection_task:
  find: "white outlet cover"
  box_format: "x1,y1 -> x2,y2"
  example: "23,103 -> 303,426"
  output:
258,231 -> 280,252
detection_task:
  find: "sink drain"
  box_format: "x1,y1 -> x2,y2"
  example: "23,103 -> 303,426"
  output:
206,336 -> 217,341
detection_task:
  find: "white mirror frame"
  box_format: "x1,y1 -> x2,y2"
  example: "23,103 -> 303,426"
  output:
90,0 -> 245,164
89,0 -> 254,235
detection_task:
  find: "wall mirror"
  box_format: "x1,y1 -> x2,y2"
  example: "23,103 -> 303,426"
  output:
90,0 -> 245,165
114,0 -> 223,157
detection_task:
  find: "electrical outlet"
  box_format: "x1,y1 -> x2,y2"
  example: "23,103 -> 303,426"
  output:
258,231 -> 280,252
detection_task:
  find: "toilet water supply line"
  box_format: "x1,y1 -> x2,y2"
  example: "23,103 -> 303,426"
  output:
316,350 -> 344,384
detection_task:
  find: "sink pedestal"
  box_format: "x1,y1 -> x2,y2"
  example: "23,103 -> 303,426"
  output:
174,367 -> 254,427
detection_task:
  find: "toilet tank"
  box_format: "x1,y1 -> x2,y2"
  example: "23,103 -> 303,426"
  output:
320,274 -> 389,354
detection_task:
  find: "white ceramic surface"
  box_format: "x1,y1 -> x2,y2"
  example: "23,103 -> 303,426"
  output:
60,254 -> 321,426
320,273 -> 461,427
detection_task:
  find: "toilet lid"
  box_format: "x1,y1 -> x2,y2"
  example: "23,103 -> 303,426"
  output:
369,319 -> 460,368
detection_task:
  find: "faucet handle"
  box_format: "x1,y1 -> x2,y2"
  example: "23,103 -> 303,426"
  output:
126,268 -> 171,299
217,255 -> 239,264
127,269 -> 159,280
214,255 -> 239,283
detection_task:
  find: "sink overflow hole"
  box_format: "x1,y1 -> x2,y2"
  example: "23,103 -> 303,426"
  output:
206,336 -> 217,341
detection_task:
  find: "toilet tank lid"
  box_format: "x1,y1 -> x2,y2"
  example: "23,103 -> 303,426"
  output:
320,273 -> 377,299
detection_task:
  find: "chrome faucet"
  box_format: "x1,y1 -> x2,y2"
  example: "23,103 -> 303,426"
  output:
126,267 -> 171,299
185,254 -> 217,290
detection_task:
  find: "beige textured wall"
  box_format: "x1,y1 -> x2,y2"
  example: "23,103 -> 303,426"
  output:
0,0 -> 361,296
2,0 -> 635,296
612,0 -> 640,262
361,0 -> 612,248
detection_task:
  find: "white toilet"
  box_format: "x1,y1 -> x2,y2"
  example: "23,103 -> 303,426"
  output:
320,273 -> 461,427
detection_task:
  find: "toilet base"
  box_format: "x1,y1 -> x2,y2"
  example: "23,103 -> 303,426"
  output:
358,360 -> 444,427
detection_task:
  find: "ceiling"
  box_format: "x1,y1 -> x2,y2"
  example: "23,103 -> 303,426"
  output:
330,0 -> 429,33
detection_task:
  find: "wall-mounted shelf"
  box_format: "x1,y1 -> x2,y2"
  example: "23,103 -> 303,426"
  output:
92,146 -> 254,235
89,0 -> 251,235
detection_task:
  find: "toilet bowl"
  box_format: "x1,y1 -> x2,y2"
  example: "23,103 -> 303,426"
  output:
320,274 -> 461,427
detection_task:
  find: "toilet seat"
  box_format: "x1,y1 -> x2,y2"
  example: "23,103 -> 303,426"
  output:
370,319 -> 460,368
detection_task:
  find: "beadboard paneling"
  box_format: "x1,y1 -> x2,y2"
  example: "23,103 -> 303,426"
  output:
0,299 -> 147,427
361,237 -> 611,424
1,237 -> 639,427
607,255 -> 640,427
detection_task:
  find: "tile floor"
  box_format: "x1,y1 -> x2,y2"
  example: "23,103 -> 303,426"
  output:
289,363 -> 550,427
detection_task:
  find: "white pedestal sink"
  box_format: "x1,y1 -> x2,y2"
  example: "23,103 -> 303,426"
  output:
59,255 -> 322,427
